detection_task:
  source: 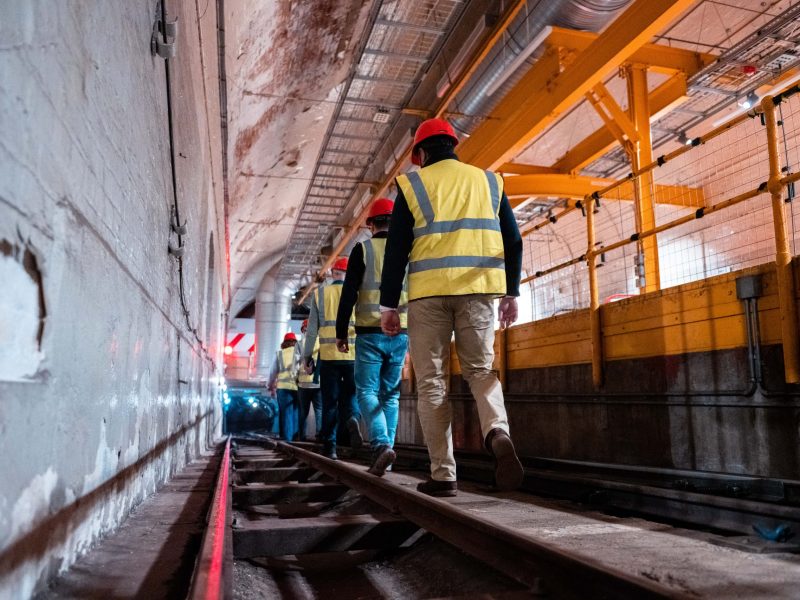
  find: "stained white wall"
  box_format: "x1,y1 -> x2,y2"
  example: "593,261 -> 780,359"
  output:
0,1 -> 226,596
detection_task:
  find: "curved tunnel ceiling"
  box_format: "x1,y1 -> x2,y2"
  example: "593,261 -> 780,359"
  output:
225,0 -> 371,317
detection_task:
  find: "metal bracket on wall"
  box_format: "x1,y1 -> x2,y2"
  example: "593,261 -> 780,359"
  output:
151,10 -> 178,59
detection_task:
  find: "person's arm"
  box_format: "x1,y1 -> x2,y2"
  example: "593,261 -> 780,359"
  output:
379,190 -> 414,308
303,295 -> 320,361
498,192 -> 522,297
336,243 -> 364,339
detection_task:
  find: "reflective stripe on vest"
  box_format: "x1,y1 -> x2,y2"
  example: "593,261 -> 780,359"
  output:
316,284 -> 355,361
397,159 -> 506,300
276,346 -> 298,390
355,237 -> 408,328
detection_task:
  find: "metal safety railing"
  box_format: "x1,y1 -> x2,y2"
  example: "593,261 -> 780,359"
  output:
516,83 -> 800,388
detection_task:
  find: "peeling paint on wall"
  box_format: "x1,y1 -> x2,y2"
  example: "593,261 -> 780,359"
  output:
0,241 -> 46,382
9,468 -> 58,544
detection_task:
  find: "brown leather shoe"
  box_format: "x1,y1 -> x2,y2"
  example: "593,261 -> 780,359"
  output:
367,445 -> 396,477
416,478 -> 457,497
486,428 -> 524,491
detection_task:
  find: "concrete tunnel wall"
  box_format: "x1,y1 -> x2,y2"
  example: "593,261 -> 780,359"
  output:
0,2 -> 227,596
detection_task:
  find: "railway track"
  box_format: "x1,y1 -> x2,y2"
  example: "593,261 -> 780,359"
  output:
381,444 -> 800,545
187,436 -> 701,599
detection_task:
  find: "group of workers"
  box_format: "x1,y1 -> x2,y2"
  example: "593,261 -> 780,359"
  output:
268,118 -> 525,496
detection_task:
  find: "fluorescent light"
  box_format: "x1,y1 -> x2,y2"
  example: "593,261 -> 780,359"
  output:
737,91 -> 759,109
486,26 -> 552,97
765,71 -> 800,97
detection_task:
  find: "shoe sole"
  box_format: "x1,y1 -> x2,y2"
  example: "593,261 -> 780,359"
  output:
492,434 -> 524,491
367,448 -> 396,477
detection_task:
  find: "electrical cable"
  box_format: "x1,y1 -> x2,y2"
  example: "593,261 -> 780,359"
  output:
160,1 -> 216,370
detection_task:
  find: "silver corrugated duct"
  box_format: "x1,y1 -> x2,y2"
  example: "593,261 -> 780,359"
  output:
452,0 -> 631,136
255,264 -> 293,379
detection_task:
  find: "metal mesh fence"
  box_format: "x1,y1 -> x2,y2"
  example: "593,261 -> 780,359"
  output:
517,85 -> 800,324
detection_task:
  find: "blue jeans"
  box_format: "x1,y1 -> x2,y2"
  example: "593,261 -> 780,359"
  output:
319,360 -> 358,446
276,389 -> 299,441
298,387 -> 322,439
355,333 -> 408,448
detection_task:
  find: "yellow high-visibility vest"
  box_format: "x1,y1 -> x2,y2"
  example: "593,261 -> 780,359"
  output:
276,346 -> 298,391
316,283 -> 355,361
396,159 -> 506,300
298,336 -> 319,385
355,237 -> 409,328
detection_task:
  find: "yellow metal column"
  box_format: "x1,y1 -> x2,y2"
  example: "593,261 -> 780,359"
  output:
763,96 -> 800,383
626,64 -> 661,293
586,195 -> 603,388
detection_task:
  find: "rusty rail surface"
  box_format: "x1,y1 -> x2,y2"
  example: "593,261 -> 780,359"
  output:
274,441 -> 681,599
188,436 -> 232,600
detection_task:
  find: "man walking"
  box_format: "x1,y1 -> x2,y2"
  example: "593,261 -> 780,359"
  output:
298,318 -> 322,440
379,118 -> 524,497
303,258 -> 362,459
269,332 -> 300,442
336,198 -> 408,476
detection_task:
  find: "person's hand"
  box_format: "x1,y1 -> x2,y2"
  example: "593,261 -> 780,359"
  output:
304,359 -> 314,375
336,339 -> 349,353
381,310 -> 401,336
498,296 -> 518,329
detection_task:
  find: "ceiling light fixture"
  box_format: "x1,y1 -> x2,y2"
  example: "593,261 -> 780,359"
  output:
738,90 -> 759,109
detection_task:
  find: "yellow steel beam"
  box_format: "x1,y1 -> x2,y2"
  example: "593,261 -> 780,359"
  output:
458,0 -> 698,170
585,87 -> 633,149
627,63 -> 660,293
764,96 -> 800,383
554,73 -> 688,173
547,26 -> 714,76
589,83 -> 639,146
498,162 -> 559,175
503,173 -> 704,208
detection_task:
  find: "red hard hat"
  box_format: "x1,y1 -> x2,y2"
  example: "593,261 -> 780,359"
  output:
367,198 -> 394,222
412,118 -> 458,166
283,332 -> 297,342
332,257 -> 348,272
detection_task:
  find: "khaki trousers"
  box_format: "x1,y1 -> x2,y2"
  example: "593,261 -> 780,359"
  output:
408,294 -> 509,481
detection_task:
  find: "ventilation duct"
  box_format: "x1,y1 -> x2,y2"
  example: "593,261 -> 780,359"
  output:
451,0 -> 631,136
254,265 -> 293,380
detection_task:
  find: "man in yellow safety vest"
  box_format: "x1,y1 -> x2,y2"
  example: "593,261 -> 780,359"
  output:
335,198 -> 409,476
379,118 -> 524,497
269,332 -> 300,441
302,258 -> 361,459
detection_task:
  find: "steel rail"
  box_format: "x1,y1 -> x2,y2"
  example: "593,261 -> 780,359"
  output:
274,441 -> 681,599
381,443 -> 800,538
188,437 -> 232,600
